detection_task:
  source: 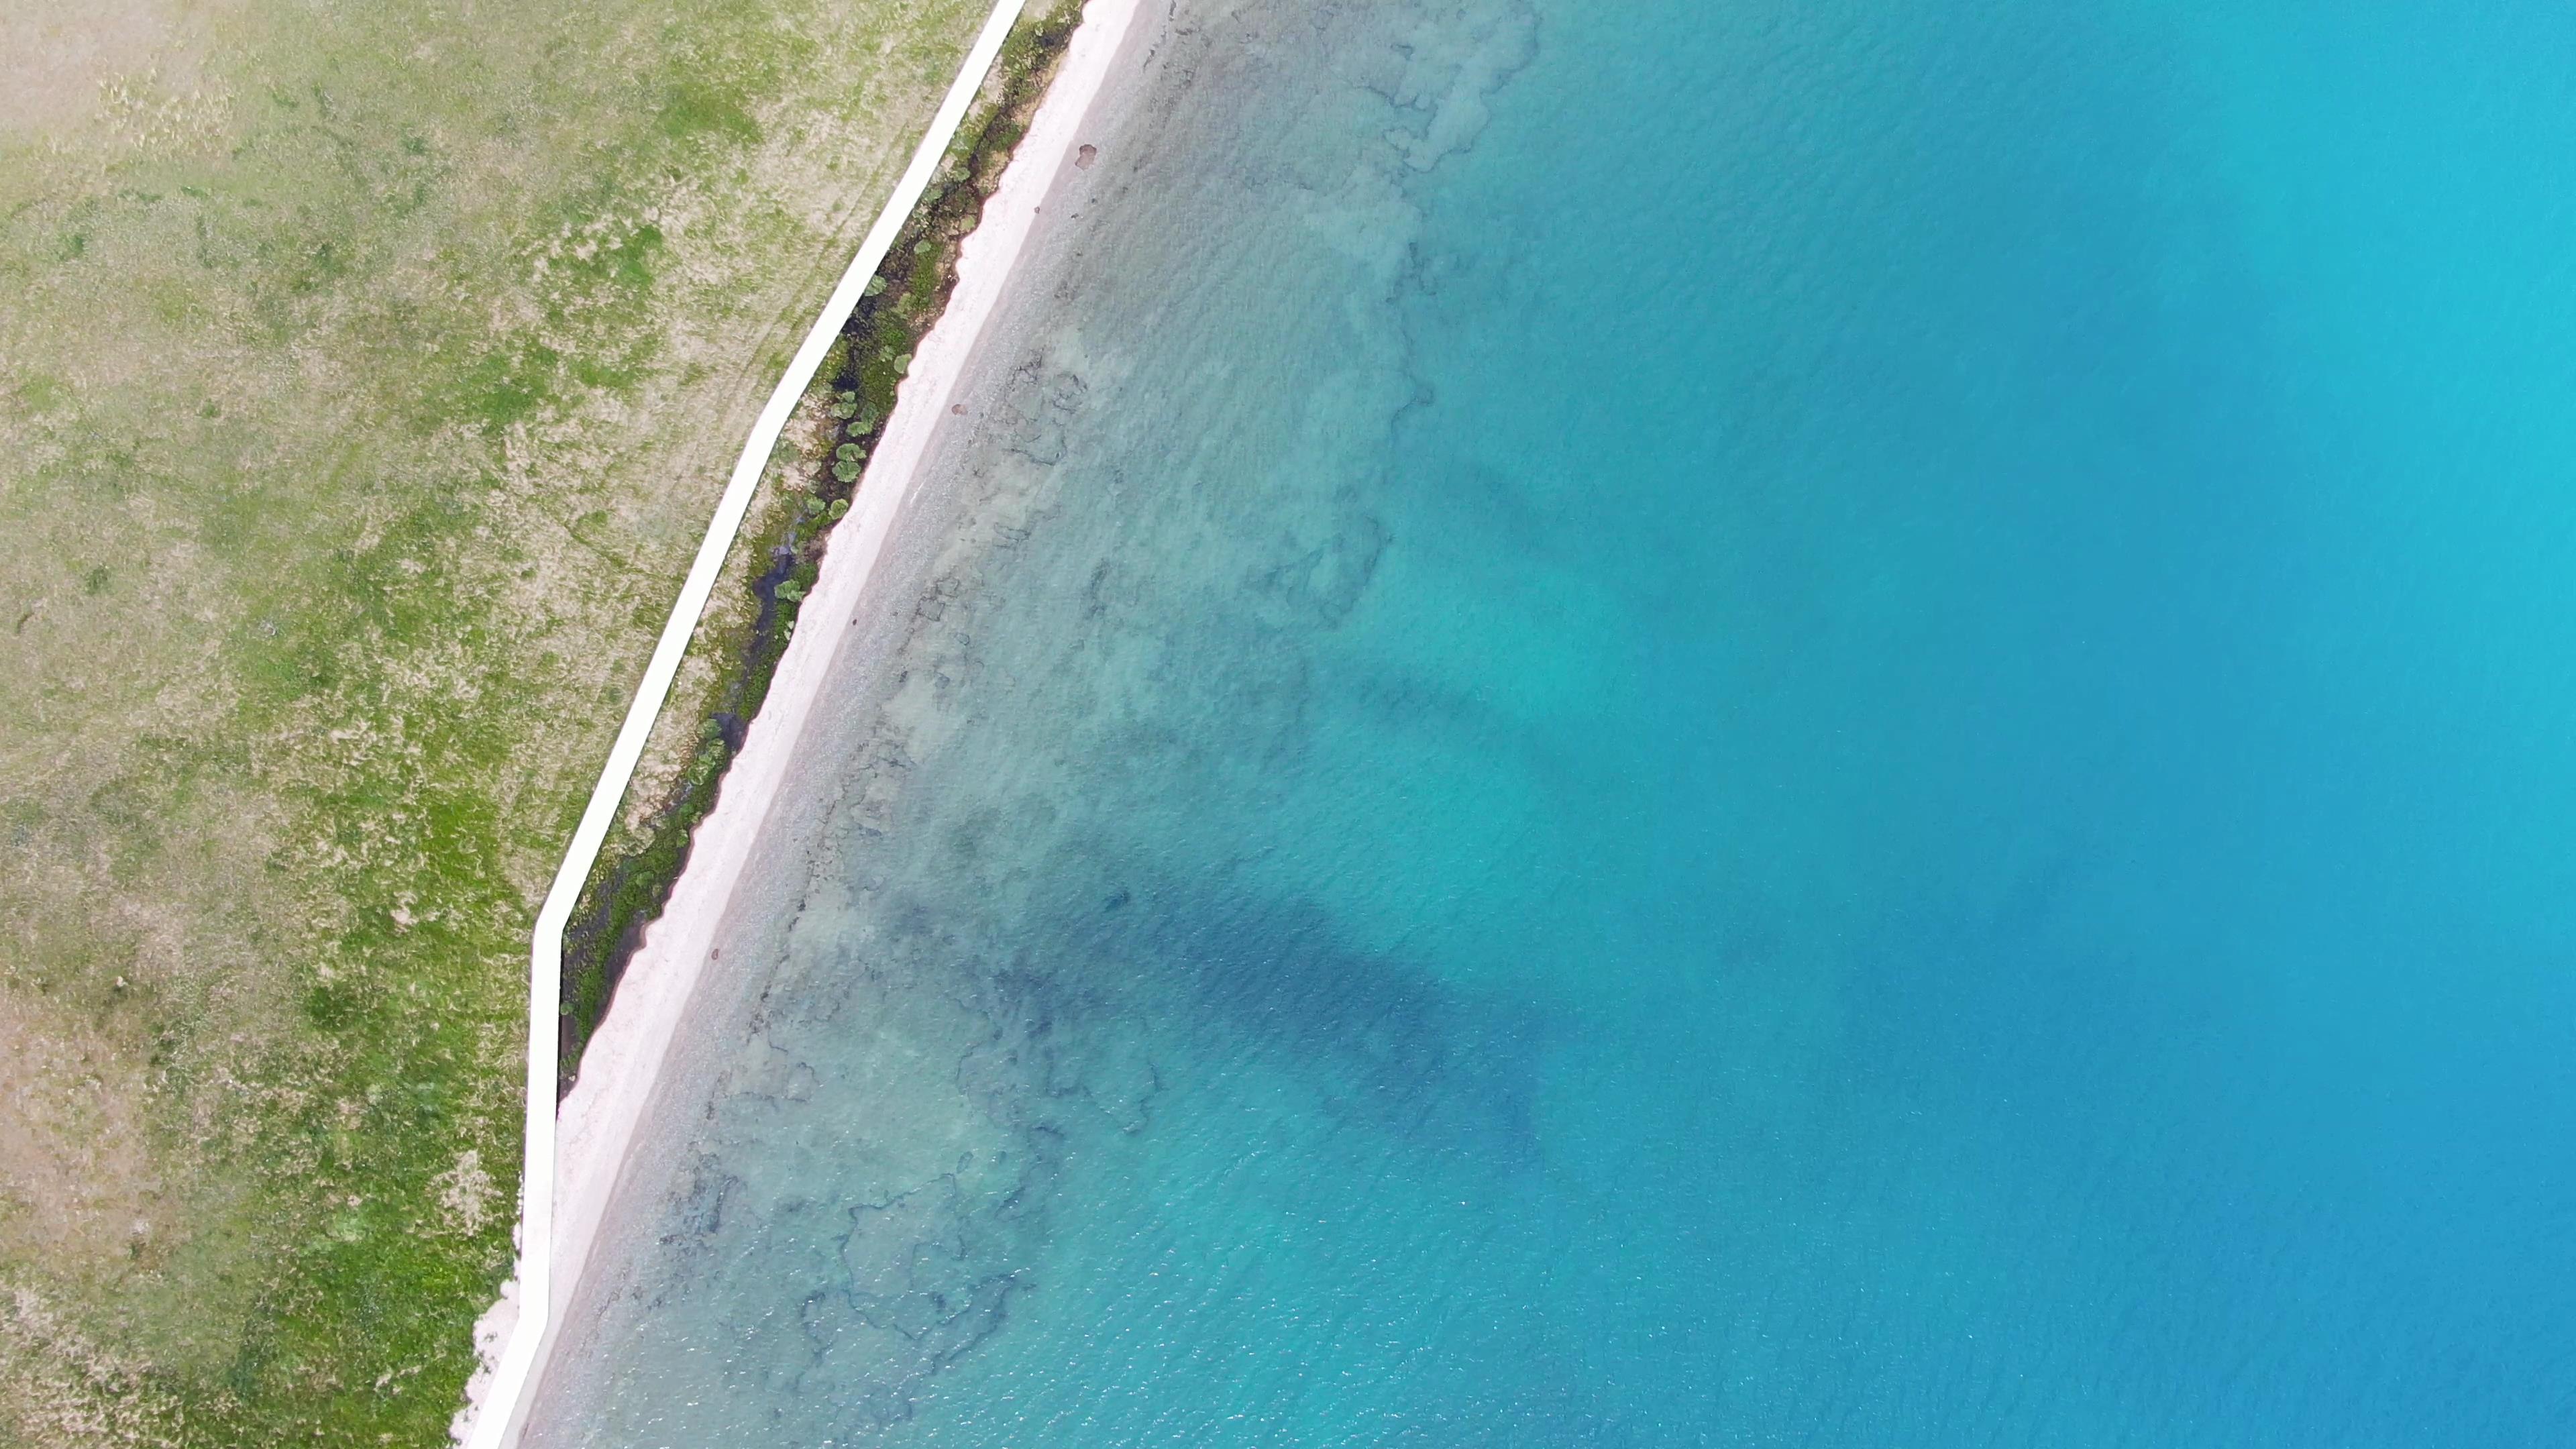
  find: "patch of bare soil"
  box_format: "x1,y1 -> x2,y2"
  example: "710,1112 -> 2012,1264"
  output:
0,0 -> 233,140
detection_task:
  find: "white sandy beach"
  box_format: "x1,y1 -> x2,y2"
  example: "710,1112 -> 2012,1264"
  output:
454,0 -> 1153,1442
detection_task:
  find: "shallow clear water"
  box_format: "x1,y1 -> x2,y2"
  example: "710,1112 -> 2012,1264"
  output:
530,0 -> 2576,1442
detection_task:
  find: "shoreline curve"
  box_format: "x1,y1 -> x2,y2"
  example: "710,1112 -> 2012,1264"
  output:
453,0 -> 1150,1441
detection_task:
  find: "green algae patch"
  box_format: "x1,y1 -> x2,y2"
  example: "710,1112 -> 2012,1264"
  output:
560,0 -> 1087,1083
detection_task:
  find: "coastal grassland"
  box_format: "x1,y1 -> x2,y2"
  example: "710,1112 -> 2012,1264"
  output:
562,0 -> 1083,1077
0,0 -> 985,1443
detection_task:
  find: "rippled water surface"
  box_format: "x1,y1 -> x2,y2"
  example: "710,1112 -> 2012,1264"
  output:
530,0 -> 2576,1442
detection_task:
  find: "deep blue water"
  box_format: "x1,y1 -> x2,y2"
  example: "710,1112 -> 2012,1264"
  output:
531,0 -> 2576,1442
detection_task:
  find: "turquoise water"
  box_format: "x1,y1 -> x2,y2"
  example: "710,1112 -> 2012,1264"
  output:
529,0 -> 2576,1443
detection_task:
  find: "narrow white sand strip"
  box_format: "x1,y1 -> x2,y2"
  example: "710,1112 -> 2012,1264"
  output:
454,0 -> 1151,1444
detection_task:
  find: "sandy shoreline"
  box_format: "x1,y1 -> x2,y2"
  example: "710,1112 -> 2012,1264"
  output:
454,0 -> 1152,1441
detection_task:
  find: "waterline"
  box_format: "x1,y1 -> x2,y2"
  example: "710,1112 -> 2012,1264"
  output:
454,2 -> 1057,1441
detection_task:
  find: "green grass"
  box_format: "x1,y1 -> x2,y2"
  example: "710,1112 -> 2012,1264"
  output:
0,1 -> 988,1443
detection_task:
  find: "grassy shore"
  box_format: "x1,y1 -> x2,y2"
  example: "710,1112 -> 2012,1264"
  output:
0,2 -> 985,1443
560,0 -> 1084,1089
